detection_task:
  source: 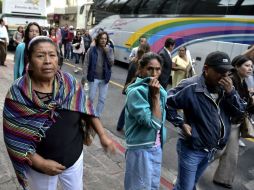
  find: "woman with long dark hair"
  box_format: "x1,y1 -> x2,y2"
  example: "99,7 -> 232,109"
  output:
14,22 -> 42,80
213,55 -> 254,189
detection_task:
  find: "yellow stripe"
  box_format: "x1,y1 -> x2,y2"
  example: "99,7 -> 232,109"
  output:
246,138 -> 254,143
63,61 -> 124,89
109,80 -> 124,88
125,17 -> 254,47
64,62 -> 83,70
64,61 -> 253,143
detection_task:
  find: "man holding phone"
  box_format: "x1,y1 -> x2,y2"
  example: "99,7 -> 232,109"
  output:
166,51 -> 246,190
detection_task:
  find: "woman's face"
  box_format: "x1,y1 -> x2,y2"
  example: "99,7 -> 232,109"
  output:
76,32 -> 81,38
236,60 -> 253,78
28,25 -> 40,40
99,34 -> 108,47
29,42 -> 58,81
18,26 -> 24,33
139,59 -> 161,79
178,48 -> 186,57
50,29 -> 56,36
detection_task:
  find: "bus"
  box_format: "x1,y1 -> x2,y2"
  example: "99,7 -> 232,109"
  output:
89,0 -> 254,74
0,0 -> 48,50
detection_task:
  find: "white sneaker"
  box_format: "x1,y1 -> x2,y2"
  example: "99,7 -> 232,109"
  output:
74,69 -> 79,73
239,139 -> 246,147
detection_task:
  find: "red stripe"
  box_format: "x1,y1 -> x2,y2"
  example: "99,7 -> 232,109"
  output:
110,138 -> 173,190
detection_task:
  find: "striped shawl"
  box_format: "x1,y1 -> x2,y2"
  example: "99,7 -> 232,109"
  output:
3,71 -> 94,189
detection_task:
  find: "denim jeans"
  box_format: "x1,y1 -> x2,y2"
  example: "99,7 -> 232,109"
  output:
88,79 -> 109,117
173,139 -> 213,190
74,53 -> 81,64
124,146 -> 162,190
65,42 -> 72,59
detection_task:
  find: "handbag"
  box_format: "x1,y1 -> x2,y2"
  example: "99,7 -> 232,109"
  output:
240,114 -> 254,138
81,119 -> 96,146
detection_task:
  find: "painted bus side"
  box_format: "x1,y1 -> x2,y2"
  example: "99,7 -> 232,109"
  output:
90,16 -> 254,74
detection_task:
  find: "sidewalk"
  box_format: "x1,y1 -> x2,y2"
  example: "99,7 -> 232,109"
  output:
0,54 -> 174,190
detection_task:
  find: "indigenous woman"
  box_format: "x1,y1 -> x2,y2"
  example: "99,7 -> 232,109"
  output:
3,36 -> 115,190
124,52 -> 167,190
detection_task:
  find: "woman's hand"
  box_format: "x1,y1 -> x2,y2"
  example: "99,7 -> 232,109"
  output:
100,134 -> 116,154
149,78 -> 161,98
89,117 -> 116,154
39,159 -> 66,176
28,153 -> 66,176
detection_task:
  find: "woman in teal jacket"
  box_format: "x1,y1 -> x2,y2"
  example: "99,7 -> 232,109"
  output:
14,22 -> 42,80
124,52 -> 167,190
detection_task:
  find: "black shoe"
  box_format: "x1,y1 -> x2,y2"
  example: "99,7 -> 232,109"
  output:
213,180 -> 232,189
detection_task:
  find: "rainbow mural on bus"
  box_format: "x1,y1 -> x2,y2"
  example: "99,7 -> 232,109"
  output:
125,17 -> 254,53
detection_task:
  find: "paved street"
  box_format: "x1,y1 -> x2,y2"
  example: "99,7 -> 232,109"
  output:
1,52 -> 254,190
0,54 -> 173,190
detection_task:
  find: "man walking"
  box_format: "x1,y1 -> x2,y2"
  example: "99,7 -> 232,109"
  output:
158,38 -> 175,89
84,31 -> 114,117
129,36 -> 147,62
0,18 -> 9,66
166,51 -> 246,190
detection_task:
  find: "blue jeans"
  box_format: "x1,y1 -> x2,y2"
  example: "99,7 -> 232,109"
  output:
88,79 -> 109,117
74,53 -> 81,64
173,139 -> 214,190
65,42 -> 72,59
124,146 -> 162,190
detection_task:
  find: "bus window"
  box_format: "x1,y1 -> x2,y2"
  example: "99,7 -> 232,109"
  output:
138,0 -> 177,15
227,0 -> 254,15
107,0 -> 128,14
120,0 -> 143,14
157,0 -> 178,14
177,0 -> 228,15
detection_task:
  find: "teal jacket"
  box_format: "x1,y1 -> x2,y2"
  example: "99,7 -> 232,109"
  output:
14,43 -> 25,80
125,77 -> 167,149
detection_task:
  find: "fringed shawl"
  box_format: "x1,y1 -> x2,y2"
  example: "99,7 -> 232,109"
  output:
3,71 -> 95,189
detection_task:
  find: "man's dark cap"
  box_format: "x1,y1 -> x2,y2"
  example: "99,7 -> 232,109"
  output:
205,51 -> 233,73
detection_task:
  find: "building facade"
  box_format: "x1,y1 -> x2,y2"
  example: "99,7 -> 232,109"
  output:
47,0 -> 93,29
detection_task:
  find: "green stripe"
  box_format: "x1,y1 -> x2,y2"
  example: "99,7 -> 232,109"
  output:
132,19 -> 252,47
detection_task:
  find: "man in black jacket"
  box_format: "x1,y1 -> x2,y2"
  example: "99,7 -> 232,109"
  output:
158,38 -> 175,89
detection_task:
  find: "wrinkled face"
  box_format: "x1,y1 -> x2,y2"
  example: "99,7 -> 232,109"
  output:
140,59 -> 161,79
28,25 -> 40,40
99,34 -> 108,47
29,42 -> 58,82
204,65 -> 230,86
236,60 -> 253,78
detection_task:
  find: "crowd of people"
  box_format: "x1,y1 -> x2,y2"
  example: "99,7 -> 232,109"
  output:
1,21 -> 254,190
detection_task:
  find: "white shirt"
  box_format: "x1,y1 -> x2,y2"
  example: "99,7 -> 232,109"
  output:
0,25 -> 9,43
129,46 -> 139,61
164,47 -> 171,58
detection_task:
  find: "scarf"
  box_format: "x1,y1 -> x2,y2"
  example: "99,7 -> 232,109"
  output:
3,71 -> 94,189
